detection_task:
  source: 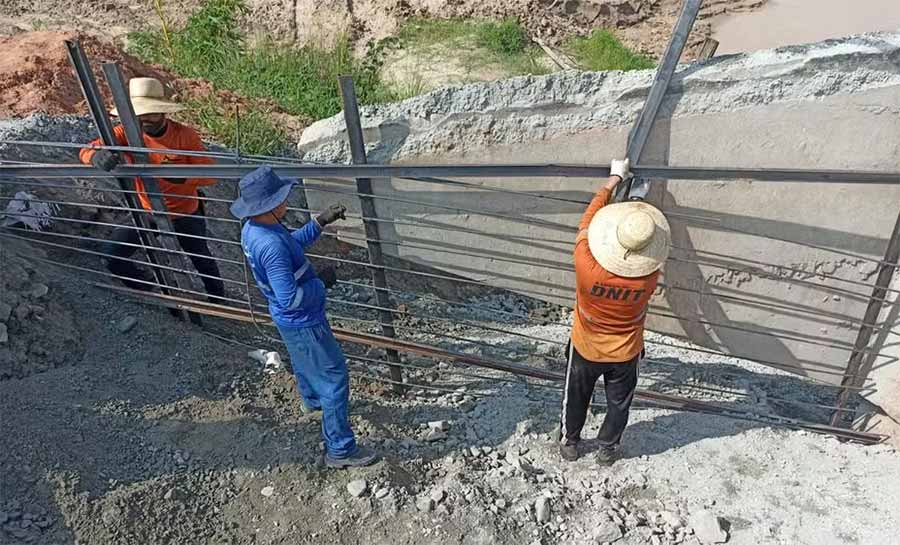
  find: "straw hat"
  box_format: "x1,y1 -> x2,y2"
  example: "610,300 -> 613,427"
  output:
587,201 -> 670,277
110,77 -> 185,117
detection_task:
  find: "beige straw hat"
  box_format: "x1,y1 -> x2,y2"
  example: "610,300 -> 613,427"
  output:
110,77 -> 185,117
587,201 -> 671,278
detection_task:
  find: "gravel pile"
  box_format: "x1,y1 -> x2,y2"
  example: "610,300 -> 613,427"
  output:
0,240 -> 82,379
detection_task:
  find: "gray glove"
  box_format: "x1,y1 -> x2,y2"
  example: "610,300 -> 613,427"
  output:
90,149 -> 122,172
316,204 -> 346,227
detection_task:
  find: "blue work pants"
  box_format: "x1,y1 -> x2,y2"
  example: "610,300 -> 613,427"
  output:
276,322 -> 357,458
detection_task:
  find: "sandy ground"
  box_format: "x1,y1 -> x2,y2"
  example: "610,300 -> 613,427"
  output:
2,224 -> 900,545
0,1 -> 767,57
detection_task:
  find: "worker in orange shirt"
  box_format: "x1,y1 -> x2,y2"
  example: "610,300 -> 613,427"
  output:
79,78 -> 224,300
559,159 -> 670,464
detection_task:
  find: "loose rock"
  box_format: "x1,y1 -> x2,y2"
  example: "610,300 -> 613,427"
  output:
0,323 -> 7,344
689,511 -> 728,544
592,521 -> 623,543
347,479 -> 368,498
28,284 -> 49,299
427,420 -> 450,432
430,488 -> 446,504
375,488 -> 390,499
415,496 -> 434,513
535,497 -> 551,523
260,486 -> 275,497
425,429 -> 448,442
661,511 -> 683,529
117,316 -> 138,334
0,302 -> 12,322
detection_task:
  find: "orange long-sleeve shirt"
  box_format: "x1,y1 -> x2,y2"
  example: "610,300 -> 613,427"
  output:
570,188 -> 659,363
79,121 -> 216,215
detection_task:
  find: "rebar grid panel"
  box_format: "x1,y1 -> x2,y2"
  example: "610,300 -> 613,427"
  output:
2,58 -> 898,432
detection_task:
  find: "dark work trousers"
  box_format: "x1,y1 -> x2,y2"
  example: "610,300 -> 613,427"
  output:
559,342 -> 640,448
102,206 -> 225,298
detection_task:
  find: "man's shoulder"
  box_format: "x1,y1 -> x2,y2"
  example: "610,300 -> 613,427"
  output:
167,120 -> 201,138
243,224 -> 288,249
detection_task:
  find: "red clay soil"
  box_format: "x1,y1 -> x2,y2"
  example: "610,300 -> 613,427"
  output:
0,31 -> 176,118
0,31 -> 308,139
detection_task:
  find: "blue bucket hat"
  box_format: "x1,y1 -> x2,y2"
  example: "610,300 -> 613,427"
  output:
230,166 -> 297,219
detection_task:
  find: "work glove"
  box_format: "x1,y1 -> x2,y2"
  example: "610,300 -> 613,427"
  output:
610,158 -> 632,181
316,203 -> 347,227
318,266 -> 337,290
91,149 -> 122,172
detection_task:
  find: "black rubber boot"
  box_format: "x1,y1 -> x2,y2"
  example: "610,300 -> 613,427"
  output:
560,443 -> 579,462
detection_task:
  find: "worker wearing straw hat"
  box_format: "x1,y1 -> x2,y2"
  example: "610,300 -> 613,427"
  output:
559,159 -> 670,464
79,77 -> 224,300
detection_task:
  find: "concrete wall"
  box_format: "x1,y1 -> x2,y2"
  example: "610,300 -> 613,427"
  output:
297,33 -> 900,411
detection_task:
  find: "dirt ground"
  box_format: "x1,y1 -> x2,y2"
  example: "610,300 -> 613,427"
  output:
0,0 -> 766,57
0,32 -> 173,119
2,236 -> 900,545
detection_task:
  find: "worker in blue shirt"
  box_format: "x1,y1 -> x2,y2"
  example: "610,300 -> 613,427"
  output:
231,166 -> 378,468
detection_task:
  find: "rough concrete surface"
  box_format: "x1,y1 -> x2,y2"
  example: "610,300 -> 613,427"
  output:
297,32 -> 900,399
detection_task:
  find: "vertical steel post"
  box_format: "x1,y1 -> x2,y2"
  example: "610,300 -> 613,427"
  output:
621,0 -> 703,201
831,210 -> 900,426
338,75 -> 404,393
101,62 -> 201,324
65,40 -> 172,293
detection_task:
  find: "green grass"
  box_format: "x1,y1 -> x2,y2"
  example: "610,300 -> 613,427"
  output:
185,98 -> 289,156
394,17 -> 550,79
475,18 -> 527,56
127,0 -> 397,153
566,30 -> 655,72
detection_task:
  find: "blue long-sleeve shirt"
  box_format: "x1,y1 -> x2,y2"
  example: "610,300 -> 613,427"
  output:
241,219 -> 327,328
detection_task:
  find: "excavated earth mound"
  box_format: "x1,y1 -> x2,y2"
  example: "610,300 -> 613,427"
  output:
0,31 -> 173,118
0,0 -> 766,56
0,240 -> 82,380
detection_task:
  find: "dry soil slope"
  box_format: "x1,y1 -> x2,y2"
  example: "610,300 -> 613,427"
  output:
0,0 -> 766,56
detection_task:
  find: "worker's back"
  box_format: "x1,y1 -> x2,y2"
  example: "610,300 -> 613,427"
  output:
571,257 -> 658,362
241,220 -> 326,327
569,185 -> 660,363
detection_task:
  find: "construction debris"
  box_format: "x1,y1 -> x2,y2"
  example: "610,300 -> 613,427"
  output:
347,480 -> 368,498
689,511 -> 729,544
415,496 -> 434,513
117,316 -> 138,334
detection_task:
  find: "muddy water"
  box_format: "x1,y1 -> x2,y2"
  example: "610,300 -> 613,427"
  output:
712,0 -> 900,54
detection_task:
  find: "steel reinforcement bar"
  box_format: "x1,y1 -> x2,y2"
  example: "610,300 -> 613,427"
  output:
85,283 -> 886,444
2,163 -> 900,184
